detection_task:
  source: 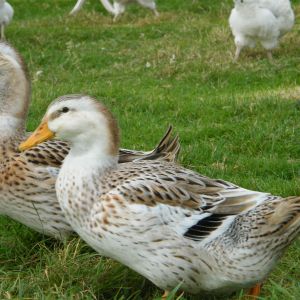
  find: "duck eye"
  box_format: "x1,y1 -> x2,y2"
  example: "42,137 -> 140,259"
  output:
62,107 -> 69,113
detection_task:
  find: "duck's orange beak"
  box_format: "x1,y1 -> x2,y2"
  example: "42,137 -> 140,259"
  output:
19,119 -> 55,151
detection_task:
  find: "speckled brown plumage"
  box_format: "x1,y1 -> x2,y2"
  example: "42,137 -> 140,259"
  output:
22,95 -> 300,295
0,41 -> 180,238
1,130 -> 179,238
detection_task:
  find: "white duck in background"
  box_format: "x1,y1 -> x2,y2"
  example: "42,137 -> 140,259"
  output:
20,95 -> 300,298
70,0 -> 158,21
0,0 -> 13,39
229,0 -> 295,61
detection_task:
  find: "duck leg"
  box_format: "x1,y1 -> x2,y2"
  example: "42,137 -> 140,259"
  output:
153,9 -> 159,17
112,2 -> 125,22
162,290 -> 185,299
137,0 -> 159,17
162,290 -> 169,299
113,14 -> 120,22
233,45 -> 243,62
247,283 -> 262,298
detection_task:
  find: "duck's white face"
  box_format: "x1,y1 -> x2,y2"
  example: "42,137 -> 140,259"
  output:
47,96 -> 108,142
19,95 -> 119,156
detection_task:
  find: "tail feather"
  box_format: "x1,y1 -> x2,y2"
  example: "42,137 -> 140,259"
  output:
245,196 -> 300,244
150,125 -> 180,160
268,196 -> 300,231
118,126 -> 180,163
231,196 -> 300,267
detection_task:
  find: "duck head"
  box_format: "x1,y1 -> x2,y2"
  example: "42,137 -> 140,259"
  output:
19,95 -> 120,158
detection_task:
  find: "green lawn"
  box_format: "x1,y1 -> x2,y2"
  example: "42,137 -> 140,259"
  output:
1,0 -> 300,299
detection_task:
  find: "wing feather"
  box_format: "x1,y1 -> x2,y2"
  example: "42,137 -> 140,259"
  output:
101,161 -> 270,242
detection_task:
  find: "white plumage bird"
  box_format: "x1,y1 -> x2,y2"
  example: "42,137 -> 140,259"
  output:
229,0 -> 295,61
70,0 -> 158,21
0,0 -> 13,39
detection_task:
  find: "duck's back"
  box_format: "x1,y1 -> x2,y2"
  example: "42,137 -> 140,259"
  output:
259,0 -> 294,35
58,158 -> 300,294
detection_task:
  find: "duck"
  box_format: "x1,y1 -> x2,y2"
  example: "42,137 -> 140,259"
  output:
0,0 -> 13,39
229,0 -> 294,61
19,94 -> 300,297
0,41 -> 180,239
70,0 -> 158,21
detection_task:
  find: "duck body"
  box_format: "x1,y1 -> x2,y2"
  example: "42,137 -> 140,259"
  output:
0,42 -> 66,237
1,136 -> 179,239
0,138 -> 72,238
0,0 -> 13,39
259,0 -> 294,36
57,157 -> 300,294
21,95 -> 300,295
0,42 -> 180,239
229,0 -> 294,60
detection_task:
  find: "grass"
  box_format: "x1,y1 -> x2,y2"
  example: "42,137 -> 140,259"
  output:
0,0 -> 300,298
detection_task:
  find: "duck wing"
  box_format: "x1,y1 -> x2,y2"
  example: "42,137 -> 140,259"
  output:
100,161 -> 270,242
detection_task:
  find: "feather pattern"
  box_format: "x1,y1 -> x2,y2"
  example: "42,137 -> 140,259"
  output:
57,147 -> 300,295
0,42 -> 180,239
24,95 -> 300,295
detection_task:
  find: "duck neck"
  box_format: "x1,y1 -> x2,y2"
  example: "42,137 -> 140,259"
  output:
0,116 -> 25,149
62,135 -> 119,176
0,56 -> 31,146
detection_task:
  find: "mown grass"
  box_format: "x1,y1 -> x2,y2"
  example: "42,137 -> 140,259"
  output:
0,0 -> 300,299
